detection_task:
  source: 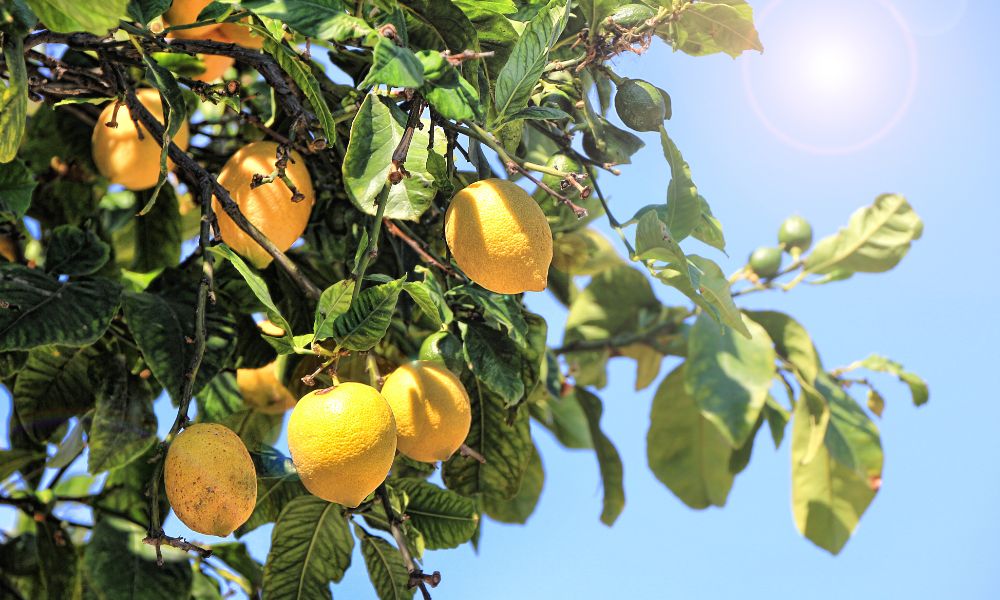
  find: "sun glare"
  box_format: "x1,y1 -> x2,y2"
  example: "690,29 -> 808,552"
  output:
801,42 -> 858,96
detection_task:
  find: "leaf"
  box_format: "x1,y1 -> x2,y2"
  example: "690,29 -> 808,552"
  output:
0,265 -> 120,352
391,478 -> 478,549
577,0 -> 618,35
463,322 -> 526,406
127,0 -> 170,24
482,440 -> 543,524
138,48 -> 187,211
26,0 -> 127,34
443,375 -> 532,499
585,115 -> 645,165
791,388 -> 881,555
0,159 -> 36,218
855,354 -> 928,407
804,194 -> 923,280
564,264 -> 660,345
659,129 -> 701,241
577,388 -> 625,525
358,530 -> 413,600
618,343 -> 663,391
529,389 -> 592,450
191,569 -> 224,600
13,344 -> 101,443
84,517 -> 193,598
635,209 -> 688,266
493,0 -> 571,125
263,497 -> 353,600
685,313 -> 775,447
690,195 -> 726,252
506,105 -> 571,122
35,519 -> 76,600
361,37 -> 425,88
746,310 -> 822,383
87,354 -> 157,473
669,0 -> 763,58
96,444 -> 168,524
342,95 -> 447,220
241,0 -> 373,41
210,542 -> 263,593
763,395 -> 789,448
445,285 -> 529,346
44,225 -> 110,276
416,50 -> 482,122
815,373 -> 883,480
329,278 -> 403,351
313,279 -> 355,343
647,364 -> 734,509
129,185 -> 182,272
0,449 -> 44,482
1,35 -> 28,163
263,37 -> 337,142
402,280 -> 452,328
237,446 -> 309,536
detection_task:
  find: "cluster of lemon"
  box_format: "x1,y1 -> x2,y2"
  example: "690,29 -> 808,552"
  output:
165,356 -> 472,536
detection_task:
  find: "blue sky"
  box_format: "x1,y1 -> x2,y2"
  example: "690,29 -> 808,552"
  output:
4,0 -> 999,597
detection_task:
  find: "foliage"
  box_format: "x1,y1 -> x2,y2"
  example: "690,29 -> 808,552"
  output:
0,0 -> 927,598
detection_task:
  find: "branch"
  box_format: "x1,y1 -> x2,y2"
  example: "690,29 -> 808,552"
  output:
383,219 -> 460,278
375,484 -> 438,600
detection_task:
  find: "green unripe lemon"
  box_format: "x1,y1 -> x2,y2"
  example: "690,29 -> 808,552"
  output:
749,246 -> 783,279
605,4 -> 656,29
541,154 -> 582,191
615,79 -> 667,132
419,331 -> 465,373
778,216 -> 813,252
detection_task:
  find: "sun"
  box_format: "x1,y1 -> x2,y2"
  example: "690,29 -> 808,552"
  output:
800,41 -> 859,96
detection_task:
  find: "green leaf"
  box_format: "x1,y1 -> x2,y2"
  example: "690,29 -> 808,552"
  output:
313,279 -> 355,343
804,194 -> 923,280
463,322 -> 526,406
87,354 -> 157,473
1,35 -> 28,163
647,364 -> 734,509
635,209 -> 688,265
577,388 -> 625,525
329,278 -> 403,351
506,105 -> 571,122
685,313 -> 775,447
564,264 -> 660,345
263,37 -> 338,142
222,408 -> 283,451
584,115 -> 645,165
397,0 -> 477,54
763,395 -> 789,448
655,256 -> 750,337
815,373 -> 883,480
746,310 -> 822,383
690,195 -> 726,252
0,266 -> 120,352
26,0 -> 127,34
0,449 -> 44,482
237,446 -> 309,536
342,95 -> 447,221
191,569 -> 224,600
13,345 -> 101,443
669,0 -> 763,58
403,279 -> 452,329
241,0 -> 373,41
35,519 -> 76,600
210,542 -> 263,593
453,1 -> 517,83
84,517 -> 193,598
529,389 -> 592,450
855,354 -> 929,407
443,375 -> 532,499
577,0 -> 618,35
493,0 -> 571,125
357,529 -> 413,600
44,225 -> 110,276
791,388 -> 881,555
137,49 -> 187,212
262,496 -> 353,600
482,440 -> 543,524
96,444 -> 168,524
659,129 -> 701,241
127,0 -> 170,24
0,158 -> 36,218
445,284 -> 529,346
416,50 -> 482,122
361,37 -> 425,88
129,186 -> 182,272
391,478 -> 478,549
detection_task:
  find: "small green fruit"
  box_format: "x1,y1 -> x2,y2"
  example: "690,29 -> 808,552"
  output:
419,331 -> 464,373
541,154 -> 582,191
778,216 -> 813,252
614,79 -> 667,132
605,4 -> 656,29
748,246 -> 783,279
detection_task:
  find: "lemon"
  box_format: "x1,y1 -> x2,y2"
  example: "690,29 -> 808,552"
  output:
287,383 -> 397,507
444,178 -> 553,294
213,141 -> 314,268
748,246 -> 783,279
778,215 -> 813,252
381,361 -> 472,463
614,78 -> 668,132
91,88 -> 191,191
164,423 -> 256,537
237,361 -> 296,414
217,20 -> 265,50
163,0 -> 222,39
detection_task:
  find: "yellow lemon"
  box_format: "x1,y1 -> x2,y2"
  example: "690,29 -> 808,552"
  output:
91,88 -> 191,191
381,361 -> 472,463
287,383 -> 397,507
444,178 -> 553,294
257,319 -> 285,337
193,51 -> 234,82
213,141 -> 314,268
164,423 -> 256,536
163,0 -> 222,39
217,20 -> 265,50
237,361 -> 296,414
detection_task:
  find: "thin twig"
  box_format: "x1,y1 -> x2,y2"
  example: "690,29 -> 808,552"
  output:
375,484 -> 435,600
383,219 -> 459,278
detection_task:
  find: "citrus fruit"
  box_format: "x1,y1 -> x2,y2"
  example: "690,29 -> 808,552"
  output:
606,4 -> 656,29
748,246 -> 783,279
163,0 -> 221,39
217,20 -> 265,49
540,154 -> 581,191
91,88 -> 191,191
164,423 -> 256,536
418,330 -> 464,373
444,178 -> 553,294
614,78 -> 667,132
287,383 -> 397,507
194,51 -> 234,82
381,361 -> 472,463
213,141 -> 314,268
237,361 -> 296,414
778,215 -> 813,252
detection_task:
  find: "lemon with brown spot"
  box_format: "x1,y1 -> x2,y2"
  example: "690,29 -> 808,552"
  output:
287,383 -> 397,507
237,361 -> 296,414
164,423 -> 256,537
213,141 -> 314,268
91,88 -> 191,191
163,0 -> 222,39
444,178 -> 553,294
381,361 -> 472,463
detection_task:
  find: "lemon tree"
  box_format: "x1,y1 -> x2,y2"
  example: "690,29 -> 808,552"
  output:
0,1 -> 929,598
